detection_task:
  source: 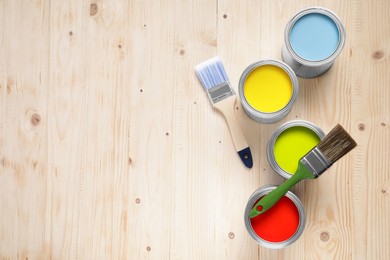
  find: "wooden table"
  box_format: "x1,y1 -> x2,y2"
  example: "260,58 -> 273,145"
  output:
1,0 -> 389,259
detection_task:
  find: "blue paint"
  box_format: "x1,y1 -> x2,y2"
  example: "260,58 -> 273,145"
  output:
290,13 -> 340,61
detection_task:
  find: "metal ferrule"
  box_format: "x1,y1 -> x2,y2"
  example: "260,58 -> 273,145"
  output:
300,147 -> 331,178
207,82 -> 234,104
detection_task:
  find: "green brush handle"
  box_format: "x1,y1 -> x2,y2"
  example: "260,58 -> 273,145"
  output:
249,162 -> 315,218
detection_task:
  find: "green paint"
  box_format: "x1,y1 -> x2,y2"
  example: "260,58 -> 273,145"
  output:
274,126 -> 320,175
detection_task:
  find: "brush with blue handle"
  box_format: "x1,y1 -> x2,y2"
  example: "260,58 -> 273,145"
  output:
195,57 -> 253,169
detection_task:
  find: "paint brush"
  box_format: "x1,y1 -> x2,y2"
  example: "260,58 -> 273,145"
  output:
249,124 -> 357,218
195,57 -> 253,168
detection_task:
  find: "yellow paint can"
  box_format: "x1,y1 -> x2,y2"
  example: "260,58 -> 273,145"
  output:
239,60 -> 298,123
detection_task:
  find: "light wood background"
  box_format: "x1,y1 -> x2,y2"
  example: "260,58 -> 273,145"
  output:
1,0 -> 389,259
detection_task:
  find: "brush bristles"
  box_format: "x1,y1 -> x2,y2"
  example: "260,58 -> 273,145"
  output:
195,56 -> 229,90
317,124 -> 357,164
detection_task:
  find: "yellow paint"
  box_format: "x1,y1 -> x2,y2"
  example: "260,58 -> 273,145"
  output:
274,126 -> 321,174
244,65 -> 292,113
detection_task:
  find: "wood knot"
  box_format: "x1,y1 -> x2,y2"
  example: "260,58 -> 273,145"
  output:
128,157 -> 132,165
223,14 -> 227,19
179,49 -> 185,56
372,50 -> 384,59
6,78 -> 13,94
118,44 -> 122,49
228,232 -> 235,239
33,161 -> 38,169
381,122 -> 386,126
146,246 -> 151,252
135,198 -> 141,204
90,3 -> 98,16
382,189 -> 387,194
165,132 -> 169,136
69,31 -> 73,36
358,123 -> 365,131
320,231 -> 330,242
31,113 -> 41,126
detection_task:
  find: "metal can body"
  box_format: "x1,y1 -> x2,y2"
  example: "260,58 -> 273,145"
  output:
238,60 -> 299,124
267,120 -> 325,179
244,185 -> 306,249
282,7 -> 346,78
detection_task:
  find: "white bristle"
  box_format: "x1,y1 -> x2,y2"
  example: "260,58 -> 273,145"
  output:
195,57 -> 229,90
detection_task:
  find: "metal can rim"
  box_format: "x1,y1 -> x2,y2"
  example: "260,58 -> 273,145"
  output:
267,120 -> 325,179
244,185 -> 306,249
284,7 -> 346,66
238,60 -> 299,123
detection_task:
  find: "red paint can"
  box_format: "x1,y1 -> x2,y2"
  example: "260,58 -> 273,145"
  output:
244,185 -> 306,249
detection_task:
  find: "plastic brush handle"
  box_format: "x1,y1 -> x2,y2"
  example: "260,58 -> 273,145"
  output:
249,162 -> 315,218
213,95 -> 253,169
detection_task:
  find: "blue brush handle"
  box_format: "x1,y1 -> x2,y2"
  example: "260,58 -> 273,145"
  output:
213,96 -> 253,169
238,148 -> 253,168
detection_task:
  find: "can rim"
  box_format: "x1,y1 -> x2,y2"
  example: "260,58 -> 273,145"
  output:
244,185 -> 306,249
238,60 -> 299,123
284,7 -> 346,66
267,120 -> 325,179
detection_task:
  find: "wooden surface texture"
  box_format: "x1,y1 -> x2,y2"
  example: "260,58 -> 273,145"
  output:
1,0 -> 389,259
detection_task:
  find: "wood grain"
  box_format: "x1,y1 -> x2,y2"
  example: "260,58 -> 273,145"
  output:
1,0 -> 389,259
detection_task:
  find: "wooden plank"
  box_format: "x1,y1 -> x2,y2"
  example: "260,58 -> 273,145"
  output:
172,0 -> 219,259
0,1 -> 50,259
217,1 -> 263,259
45,1 -> 86,258
350,0 -> 390,259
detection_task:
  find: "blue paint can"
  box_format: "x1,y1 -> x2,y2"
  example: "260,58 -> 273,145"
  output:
282,7 -> 346,78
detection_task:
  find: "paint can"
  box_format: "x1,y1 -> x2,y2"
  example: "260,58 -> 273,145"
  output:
244,185 -> 306,249
267,120 -> 325,179
282,7 -> 346,78
238,60 -> 299,124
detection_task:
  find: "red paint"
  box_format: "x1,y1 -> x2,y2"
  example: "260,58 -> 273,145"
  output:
250,196 -> 299,242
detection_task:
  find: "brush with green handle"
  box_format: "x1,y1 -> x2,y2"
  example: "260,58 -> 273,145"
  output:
249,124 -> 357,218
